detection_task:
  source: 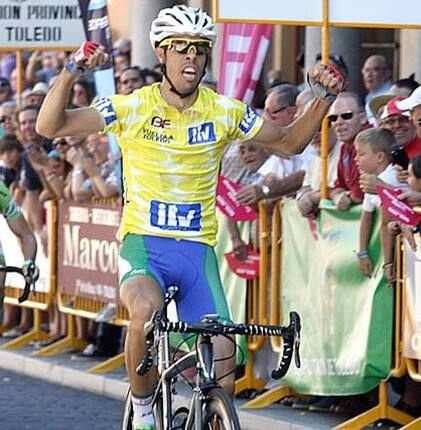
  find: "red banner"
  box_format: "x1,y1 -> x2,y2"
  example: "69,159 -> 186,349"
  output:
225,246 -> 260,279
216,176 -> 257,221
217,23 -> 272,103
377,186 -> 421,226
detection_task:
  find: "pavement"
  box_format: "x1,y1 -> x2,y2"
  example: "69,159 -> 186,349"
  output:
0,337 -> 392,429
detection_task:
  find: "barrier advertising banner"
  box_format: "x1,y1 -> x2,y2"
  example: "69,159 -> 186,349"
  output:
402,239 -> 421,360
280,199 -> 393,395
57,200 -> 121,304
0,0 -> 85,49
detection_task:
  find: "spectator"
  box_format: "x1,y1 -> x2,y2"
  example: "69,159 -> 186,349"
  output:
24,82 -> 48,108
262,83 -> 309,179
0,134 -> 23,193
0,101 -> 17,137
25,51 -> 62,86
381,97 -> 421,158
328,92 -> 367,210
70,78 -> 94,108
0,77 -> 13,104
118,66 -> 145,95
362,55 -> 392,124
354,128 -> 403,278
140,67 -> 162,85
390,74 -> 420,98
296,125 -> 341,218
70,134 -> 119,202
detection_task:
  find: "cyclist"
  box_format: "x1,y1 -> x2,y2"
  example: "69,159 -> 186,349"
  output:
36,6 -> 342,429
0,179 -> 38,322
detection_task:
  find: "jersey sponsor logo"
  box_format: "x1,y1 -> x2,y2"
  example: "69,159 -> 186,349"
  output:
188,122 -> 216,145
93,97 -> 117,125
151,116 -> 171,129
239,106 -> 258,134
142,127 -> 174,144
150,200 -> 201,231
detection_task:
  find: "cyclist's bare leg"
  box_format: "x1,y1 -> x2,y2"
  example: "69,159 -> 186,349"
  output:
213,334 -> 236,395
120,274 -> 163,396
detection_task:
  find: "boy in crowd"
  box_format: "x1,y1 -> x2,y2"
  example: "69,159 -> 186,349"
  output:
354,128 -> 404,277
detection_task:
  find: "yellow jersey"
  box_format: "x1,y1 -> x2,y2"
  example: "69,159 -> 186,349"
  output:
92,83 -> 263,246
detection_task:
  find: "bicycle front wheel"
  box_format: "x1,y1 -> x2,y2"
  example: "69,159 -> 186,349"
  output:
121,389 -> 133,430
121,389 -> 164,430
202,388 -> 241,430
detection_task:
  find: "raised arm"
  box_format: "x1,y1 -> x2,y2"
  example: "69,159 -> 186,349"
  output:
36,43 -> 108,139
254,64 -> 343,156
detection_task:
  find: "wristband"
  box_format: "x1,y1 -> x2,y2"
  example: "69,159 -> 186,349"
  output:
261,184 -> 270,197
356,251 -> 369,259
65,60 -> 84,76
382,262 -> 394,269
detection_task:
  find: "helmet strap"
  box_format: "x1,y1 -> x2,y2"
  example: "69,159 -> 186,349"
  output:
160,55 -> 209,99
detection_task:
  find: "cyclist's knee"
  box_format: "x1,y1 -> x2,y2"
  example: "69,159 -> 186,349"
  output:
120,276 -> 163,325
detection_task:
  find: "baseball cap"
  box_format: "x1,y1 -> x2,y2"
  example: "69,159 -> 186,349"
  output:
27,81 -> 48,96
396,86 -> 421,111
380,97 -> 411,120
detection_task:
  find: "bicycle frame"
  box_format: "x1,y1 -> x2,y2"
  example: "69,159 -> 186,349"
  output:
153,318 -> 224,429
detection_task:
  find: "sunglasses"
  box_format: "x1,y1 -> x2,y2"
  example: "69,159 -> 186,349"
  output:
327,111 -> 355,124
0,115 -> 11,123
53,138 -> 68,147
159,38 -> 213,55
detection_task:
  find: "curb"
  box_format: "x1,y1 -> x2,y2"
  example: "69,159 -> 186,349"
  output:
0,348 -> 317,429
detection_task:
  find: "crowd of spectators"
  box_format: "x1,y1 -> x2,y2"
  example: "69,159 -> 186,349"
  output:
1,41 -> 421,417
0,40 -> 162,356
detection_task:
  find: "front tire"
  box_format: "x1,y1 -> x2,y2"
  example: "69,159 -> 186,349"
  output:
202,388 -> 241,430
121,389 -> 133,430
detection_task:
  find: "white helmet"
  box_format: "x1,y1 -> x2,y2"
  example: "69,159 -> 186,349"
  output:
150,5 -> 217,48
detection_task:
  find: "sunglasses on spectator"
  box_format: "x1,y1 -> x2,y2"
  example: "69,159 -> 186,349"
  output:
0,115 -> 12,123
265,105 -> 289,116
159,38 -> 213,55
327,111 -> 355,124
53,138 -> 68,147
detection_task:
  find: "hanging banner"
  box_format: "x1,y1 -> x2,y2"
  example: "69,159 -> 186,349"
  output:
0,0 -> 85,49
280,199 -> 393,395
402,239 -> 421,360
78,0 -> 120,168
217,23 -> 272,104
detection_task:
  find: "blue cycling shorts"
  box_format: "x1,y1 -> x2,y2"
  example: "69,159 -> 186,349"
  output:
118,234 -> 231,324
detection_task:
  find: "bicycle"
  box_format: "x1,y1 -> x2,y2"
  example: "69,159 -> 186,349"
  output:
121,286 -> 301,430
0,263 -> 37,303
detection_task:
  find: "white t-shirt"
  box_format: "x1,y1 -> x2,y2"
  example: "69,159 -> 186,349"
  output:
362,163 -> 407,212
302,141 -> 342,190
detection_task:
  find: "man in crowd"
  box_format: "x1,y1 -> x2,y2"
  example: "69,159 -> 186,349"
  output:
328,92 -> 367,210
362,54 -> 392,124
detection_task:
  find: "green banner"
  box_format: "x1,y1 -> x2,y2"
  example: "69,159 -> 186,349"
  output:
281,199 -> 393,395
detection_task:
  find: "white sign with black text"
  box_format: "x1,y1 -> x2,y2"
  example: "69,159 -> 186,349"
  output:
0,0 -> 85,49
